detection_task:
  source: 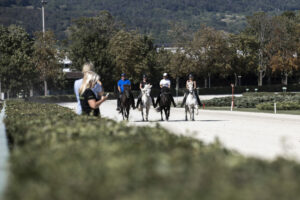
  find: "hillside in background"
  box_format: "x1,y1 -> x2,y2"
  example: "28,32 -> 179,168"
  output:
1,0 -> 300,44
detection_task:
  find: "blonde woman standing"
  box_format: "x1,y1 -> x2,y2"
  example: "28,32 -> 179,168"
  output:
74,62 -> 104,115
79,71 -> 108,116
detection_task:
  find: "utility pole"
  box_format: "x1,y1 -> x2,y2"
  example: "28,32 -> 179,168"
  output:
41,0 -> 48,96
41,0 -> 47,36
0,79 -> 2,100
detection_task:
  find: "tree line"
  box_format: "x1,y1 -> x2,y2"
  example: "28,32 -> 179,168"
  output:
2,0 -> 300,44
1,11 -> 300,97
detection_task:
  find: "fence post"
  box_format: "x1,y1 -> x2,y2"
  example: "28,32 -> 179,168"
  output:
231,84 -> 234,111
176,77 -> 179,104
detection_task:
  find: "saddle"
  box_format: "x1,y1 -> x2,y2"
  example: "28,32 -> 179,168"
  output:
161,87 -> 170,95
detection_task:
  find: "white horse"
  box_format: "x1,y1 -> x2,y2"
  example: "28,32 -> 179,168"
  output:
185,82 -> 199,121
140,84 -> 152,121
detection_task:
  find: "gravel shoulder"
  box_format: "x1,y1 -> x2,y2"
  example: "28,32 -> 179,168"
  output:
59,99 -> 300,162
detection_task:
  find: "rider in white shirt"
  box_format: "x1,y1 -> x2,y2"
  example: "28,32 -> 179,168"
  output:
159,77 -> 171,88
155,73 -> 177,109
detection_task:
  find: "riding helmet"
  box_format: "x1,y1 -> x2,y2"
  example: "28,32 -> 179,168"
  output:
121,73 -> 126,77
143,74 -> 147,78
189,74 -> 194,78
163,73 -> 168,77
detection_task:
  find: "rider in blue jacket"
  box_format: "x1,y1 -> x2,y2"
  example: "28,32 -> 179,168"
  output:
117,73 -> 135,111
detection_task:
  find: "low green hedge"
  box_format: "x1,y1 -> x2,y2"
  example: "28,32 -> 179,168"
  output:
4,101 -> 300,200
26,95 -> 77,103
202,97 -> 233,107
242,92 -> 298,97
203,93 -> 300,108
198,84 -> 300,95
257,102 -> 300,110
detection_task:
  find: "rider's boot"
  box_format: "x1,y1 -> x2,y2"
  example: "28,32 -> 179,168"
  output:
136,98 -> 141,108
137,98 -> 142,111
197,97 -> 202,107
155,95 -> 161,111
132,100 -> 136,110
170,94 -> 177,107
151,97 -> 156,108
155,106 -> 161,112
154,99 -> 161,112
195,90 -> 202,106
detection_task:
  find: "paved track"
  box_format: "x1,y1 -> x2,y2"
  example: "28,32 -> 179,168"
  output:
59,100 -> 300,162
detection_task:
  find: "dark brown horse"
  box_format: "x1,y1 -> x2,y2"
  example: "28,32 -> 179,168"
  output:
157,87 -> 171,121
120,87 -> 131,120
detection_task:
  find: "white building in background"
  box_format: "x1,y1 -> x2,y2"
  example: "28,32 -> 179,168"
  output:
156,47 -> 185,54
59,56 -> 73,72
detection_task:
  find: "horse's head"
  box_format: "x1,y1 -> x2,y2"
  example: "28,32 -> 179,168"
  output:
142,84 -> 152,96
187,82 -> 194,93
123,87 -> 130,98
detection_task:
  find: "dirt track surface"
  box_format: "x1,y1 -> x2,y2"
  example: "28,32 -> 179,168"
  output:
59,100 -> 300,162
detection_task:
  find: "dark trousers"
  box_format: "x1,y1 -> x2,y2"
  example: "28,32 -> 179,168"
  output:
136,92 -> 155,107
156,92 -> 176,107
181,90 -> 202,107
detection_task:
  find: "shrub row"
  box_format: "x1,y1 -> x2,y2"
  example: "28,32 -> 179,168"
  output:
203,93 -> 300,109
26,95 -> 77,103
4,101 -> 300,200
198,84 -> 300,95
242,92 -> 298,97
256,102 -> 300,110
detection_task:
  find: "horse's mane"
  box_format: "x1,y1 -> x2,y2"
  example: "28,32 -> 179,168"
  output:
124,88 -> 131,98
161,87 -> 170,94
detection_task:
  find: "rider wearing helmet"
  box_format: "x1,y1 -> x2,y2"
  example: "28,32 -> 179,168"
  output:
181,74 -> 202,107
116,73 -> 135,111
136,74 -> 155,109
155,73 -> 177,109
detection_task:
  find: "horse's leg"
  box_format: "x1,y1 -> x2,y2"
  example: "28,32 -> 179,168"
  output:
185,106 -> 188,121
121,107 -> 125,120
141,107 -> 144,121
165,107 -> 169,121
127,106 -> 130,121
192,107 -> 195,121
146,106 -> 149,121
189,106 -> 192,121
160,108 -> 163,121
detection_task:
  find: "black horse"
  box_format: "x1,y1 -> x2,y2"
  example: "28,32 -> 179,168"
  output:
157,87 -> 171,121
120,87 -> 133,120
